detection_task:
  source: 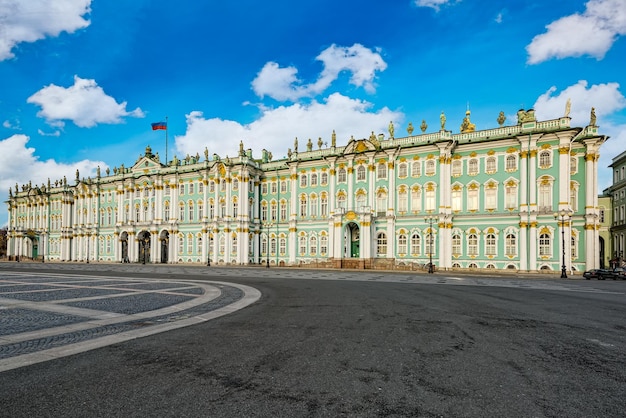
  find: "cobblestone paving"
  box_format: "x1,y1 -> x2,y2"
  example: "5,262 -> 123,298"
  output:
0,270 -> 259,372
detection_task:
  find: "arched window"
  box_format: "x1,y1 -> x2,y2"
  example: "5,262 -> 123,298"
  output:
377,232 -> 387,256
398,189 -> 408,212
468,158 -> 479,175
300,174 -> 308,187
310,195 -> 318,217
299,195 -> 307,217
310,236 -> 318,256
539,233 -> 551,256
468,233 -> 478,255
486,157 -> 497,173
356,192 -> 367,210
188,201 -> 194,222
452,160 -> 462,176
337,193 -> 347,210
397,234 -> 407,255
425,160 -> 435,176
412,161 -> 421,177
452,234 -> 461,256
232,234 -> 238,255
357,165 -> 366,181
506,233 -> 517,256
187,234 -> 193,253
320,194 -> 328,217
570,156 -> 577,174
219,235 -> 225,254
311,173 -> 318,186
411,233 -> 421,255
376,191 -> 387,213
320,234 -> 328,255
299,235 -> 307,254
377,163 -> 387,180
506,155 -> 517,171
398,163 -> 408,178
321,172 -> 328,185
279,237 -> 287,255
485,233 -> 496,255
539,150 -> 551,168
338,168 -> 347,183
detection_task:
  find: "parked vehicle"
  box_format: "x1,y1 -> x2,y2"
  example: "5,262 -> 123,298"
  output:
598,269 -> 616,280
610,267 -> 626,280
583,269 -> 603,280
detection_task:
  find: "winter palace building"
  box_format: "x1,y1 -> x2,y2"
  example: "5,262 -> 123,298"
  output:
6,108 -> 607,273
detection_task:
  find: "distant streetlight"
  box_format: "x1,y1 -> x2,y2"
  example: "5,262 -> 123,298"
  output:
424,215 -> 436,274
553,209 -> 572,278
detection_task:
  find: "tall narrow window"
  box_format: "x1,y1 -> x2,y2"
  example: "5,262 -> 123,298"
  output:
299,236 -> 307,254
398,190 -> 408,212
539,233 -> 551,256
485,233 -> 496,255
506,155 -> 517,171
425,160 -> 435,176
452,160 -> 462,176
505,233 -> 516,256
320,235 -> 328,255
412,161 -> 421,177
357,165 -> 366,181
425,187 -> 435,212
377,232 -> 387,256
310,236 -> 317,256
411,233 -> 421,255
539,151 -> 551,168
337,194 -> 347,210
338,168 -> 347,183
468,159 -> 478,175
321,195 -> 328,217
300,196 -> 307,217
412,187 -> 422,212
505,183 -> 517,209
310,195 -> 318,217
311,174 -> 318,187
452,234 -> 461,256
486,157 -> 496,173
376,191 -> 387,213
377,163 -> 387,180
467,187 -> 479,211
485,186 -> 497,210
398,234 -> 407,254
398,163 -> 408,178
452,188 -> 462,211
468,234 -> 478,256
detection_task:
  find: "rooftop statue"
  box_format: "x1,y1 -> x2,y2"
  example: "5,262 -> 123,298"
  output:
440,112 -> 446,130
497,111 -> 506,126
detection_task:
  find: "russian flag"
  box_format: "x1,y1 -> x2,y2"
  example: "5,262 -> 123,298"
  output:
151,122 -> 167,130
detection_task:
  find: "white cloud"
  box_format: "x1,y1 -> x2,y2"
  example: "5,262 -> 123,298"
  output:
0,0 -> 91,61
533,80 -> 626,126
532,80 -> 626,191
495,12 -> 503,24
174,93 -> 403,160
526,0 -> 626,64
414,0 -> 459,12
0,134 -> 106,224
27,75 -> 145,128
251,44 -> 387,101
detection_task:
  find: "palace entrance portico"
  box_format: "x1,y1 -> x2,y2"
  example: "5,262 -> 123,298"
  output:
330,209 -> 374,269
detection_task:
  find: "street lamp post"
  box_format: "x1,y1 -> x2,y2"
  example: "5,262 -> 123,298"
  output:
553,209 -> 572,278
262,221 -> 273,268
424,215 -> 435,274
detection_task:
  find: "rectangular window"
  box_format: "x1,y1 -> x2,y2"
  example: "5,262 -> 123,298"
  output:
485,188 -> 497,210
452,189 -> 462,211
468,188 -> 478,211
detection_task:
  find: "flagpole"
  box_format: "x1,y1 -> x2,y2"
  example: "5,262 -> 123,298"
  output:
165,116 -> 169,164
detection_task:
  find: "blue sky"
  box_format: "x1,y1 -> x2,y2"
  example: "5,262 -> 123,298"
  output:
1,0 -> 625,226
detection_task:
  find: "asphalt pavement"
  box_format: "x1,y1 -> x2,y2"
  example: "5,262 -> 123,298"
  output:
1,262 -> 625,417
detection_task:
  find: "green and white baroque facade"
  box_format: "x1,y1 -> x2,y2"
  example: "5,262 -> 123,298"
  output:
6,110 -> 607,273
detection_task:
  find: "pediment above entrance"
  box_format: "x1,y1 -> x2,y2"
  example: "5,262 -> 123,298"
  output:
343,135 -> 380,155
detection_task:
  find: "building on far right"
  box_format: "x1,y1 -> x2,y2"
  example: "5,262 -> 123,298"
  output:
605,150 -> 626,268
